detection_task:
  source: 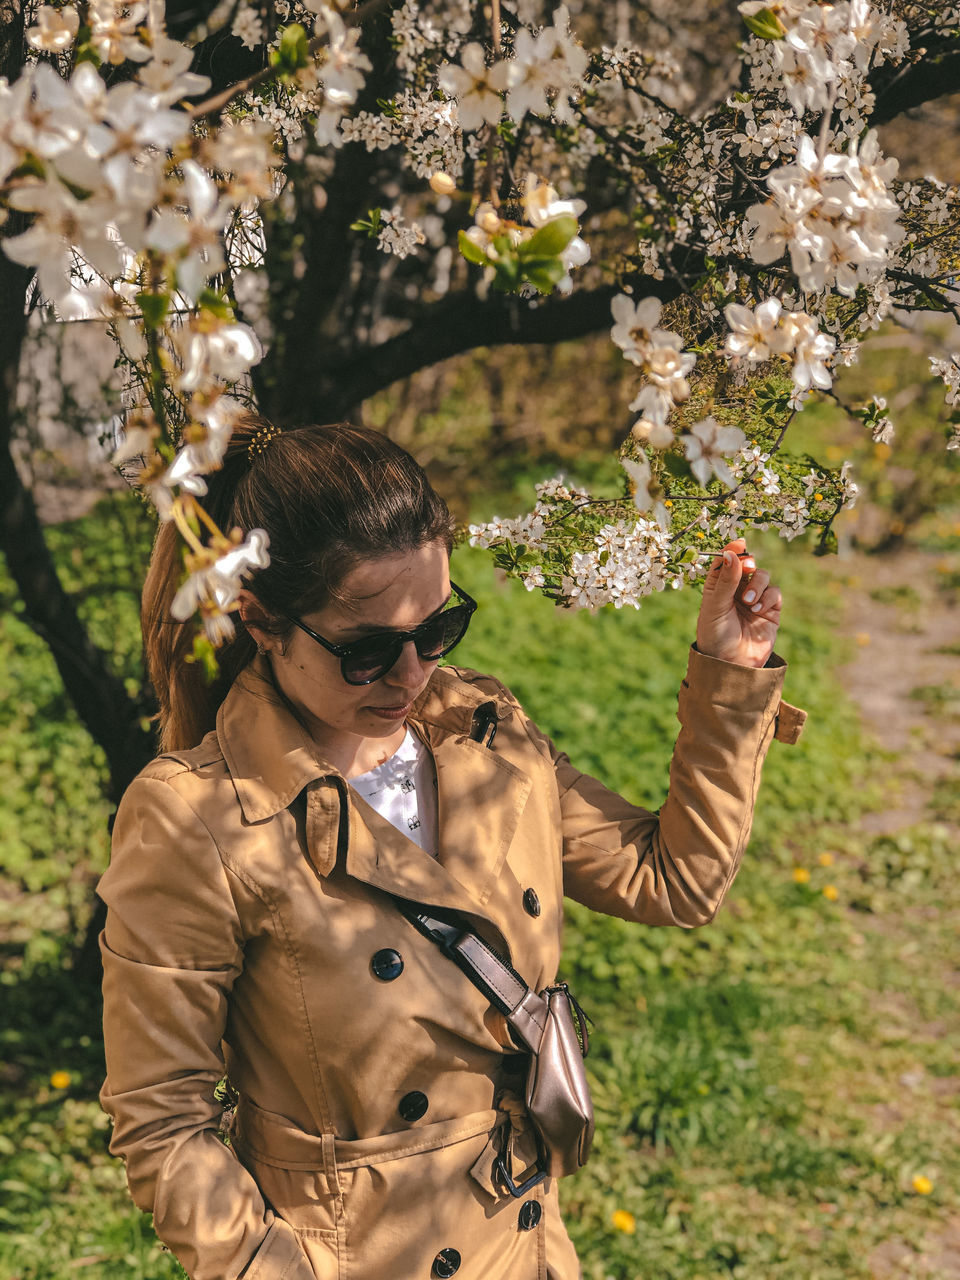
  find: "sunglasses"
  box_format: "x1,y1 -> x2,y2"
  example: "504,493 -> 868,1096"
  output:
288,582 -> 478,686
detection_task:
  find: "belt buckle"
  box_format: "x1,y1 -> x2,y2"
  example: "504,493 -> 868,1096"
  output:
494,1150 -> 547,1198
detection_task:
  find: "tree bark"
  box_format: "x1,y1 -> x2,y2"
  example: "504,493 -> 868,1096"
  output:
0,3 -> 156,974
299,282 -> 627,422
871,43 -> 960,126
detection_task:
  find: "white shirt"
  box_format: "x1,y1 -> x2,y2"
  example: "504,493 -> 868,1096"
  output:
348,727 -> 439,857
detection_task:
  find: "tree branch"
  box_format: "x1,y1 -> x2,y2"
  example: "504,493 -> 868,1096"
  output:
306,280 -> 632,419
0,262 -> 155,806
871,45 -> 960,126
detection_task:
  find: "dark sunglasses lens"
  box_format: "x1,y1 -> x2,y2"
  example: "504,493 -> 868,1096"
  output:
415,605 -> 471,659
342,639 -> 402,685
340,603 -> 473,684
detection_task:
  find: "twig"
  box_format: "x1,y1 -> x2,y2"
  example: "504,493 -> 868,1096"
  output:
189,0 -> 394,121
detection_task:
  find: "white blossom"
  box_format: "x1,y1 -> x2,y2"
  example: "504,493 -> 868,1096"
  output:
438,43 -> 511,132
26,5 -> 79,52
680,417 -> 746,488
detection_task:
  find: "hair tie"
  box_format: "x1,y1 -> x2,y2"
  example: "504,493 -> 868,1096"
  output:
248,423 -> 282,461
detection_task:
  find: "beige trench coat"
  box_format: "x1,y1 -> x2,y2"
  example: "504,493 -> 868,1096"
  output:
99,647 -> 806,1280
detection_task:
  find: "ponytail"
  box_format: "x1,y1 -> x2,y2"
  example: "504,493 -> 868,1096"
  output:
141,414 -> 454,753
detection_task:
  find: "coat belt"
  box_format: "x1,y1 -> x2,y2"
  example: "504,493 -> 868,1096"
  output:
233,1097 -> 499,1171
232,1097 -> 537,1202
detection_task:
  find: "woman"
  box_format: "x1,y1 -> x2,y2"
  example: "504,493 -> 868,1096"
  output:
99,417 -> 805,1280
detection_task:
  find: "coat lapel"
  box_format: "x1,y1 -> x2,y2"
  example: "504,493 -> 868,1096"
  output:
343,734 -> 531,914
219,658 -> 532,918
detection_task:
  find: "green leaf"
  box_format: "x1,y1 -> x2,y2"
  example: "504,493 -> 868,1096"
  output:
741,7 -> 786,39
198,287 -> 234,320
458,230 -> 490,266
523,258 -> 566,294
74,29 -> 101,66
136,292 -> 170,330
186,633 -> 221,682
269,23 -> 310,76
351,208 -> 382,237
520,215 -> 578,259
492,258 -> 521,291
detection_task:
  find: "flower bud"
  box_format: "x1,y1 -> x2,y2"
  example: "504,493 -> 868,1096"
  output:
429,171 -> 457,196
477,205 -> 501,235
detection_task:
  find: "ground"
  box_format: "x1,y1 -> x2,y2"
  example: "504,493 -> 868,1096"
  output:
833,547 -> 960,1279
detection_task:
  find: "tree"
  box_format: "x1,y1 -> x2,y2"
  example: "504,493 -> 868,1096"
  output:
1,0 -> 959,960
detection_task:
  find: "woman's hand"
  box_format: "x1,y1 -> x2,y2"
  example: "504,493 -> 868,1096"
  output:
695,538 -> 781,669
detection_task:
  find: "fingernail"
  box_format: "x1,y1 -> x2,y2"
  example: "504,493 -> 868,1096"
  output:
743,590 -> 756,603
723,552 -> 733,566
751,601 -> 763,613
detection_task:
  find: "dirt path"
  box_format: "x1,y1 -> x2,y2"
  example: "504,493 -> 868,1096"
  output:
829,548 -> 960,1280
831,548 -> 960,835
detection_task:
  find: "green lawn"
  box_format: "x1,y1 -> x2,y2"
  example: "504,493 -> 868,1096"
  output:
1,495 -> 958,1279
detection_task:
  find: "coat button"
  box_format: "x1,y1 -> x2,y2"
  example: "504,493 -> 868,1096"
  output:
522,887 -> 541,917
398,1090 -> 428,1121
371,948 -> 404,981
518,1199 -> 542,1230
432,1248 -> 461,1278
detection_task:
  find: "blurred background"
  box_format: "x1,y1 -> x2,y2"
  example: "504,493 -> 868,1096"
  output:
2,92 -> 960,1280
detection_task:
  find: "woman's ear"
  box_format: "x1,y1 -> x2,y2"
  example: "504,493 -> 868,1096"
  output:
236,589 -> 276,654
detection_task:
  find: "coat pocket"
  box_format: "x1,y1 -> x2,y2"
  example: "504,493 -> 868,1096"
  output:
232,1098 -> 344,1247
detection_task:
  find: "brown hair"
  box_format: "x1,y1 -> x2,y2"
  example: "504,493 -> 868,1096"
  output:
142,415 -> 455,752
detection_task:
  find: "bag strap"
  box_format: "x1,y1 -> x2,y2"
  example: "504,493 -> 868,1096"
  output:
394,900 -> 547,1051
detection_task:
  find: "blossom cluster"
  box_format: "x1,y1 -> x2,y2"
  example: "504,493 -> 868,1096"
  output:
724,298 -> 837,396
739,0 -> 909,117
1,5 -> 287,643
3,0 -> 960,638
745,130 -> 903,298
610,295 -> 696,445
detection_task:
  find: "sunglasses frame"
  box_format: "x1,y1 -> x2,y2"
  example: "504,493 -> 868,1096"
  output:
287,581 -> 478,686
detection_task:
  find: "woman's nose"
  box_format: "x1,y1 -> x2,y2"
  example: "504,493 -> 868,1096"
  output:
383,639 -> 433,688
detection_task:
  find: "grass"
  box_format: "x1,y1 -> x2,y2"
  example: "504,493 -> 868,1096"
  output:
1,495 -> 959,1279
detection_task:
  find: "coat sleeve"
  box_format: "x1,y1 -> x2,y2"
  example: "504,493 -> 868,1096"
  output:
98,769 -> 314,1280
521,645 -> 806,928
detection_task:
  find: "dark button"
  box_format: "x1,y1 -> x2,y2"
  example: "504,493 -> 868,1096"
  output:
371,948 -> 404,981
398,1090 -> 428,1122
523,887 -> 541,917
518,1199 -> 542,1231
432,1248 -> 461,1278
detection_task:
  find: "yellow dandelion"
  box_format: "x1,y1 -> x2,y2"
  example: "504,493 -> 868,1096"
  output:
855,632 -> 871,646
793,867 -> 811,884
612,1209 -> 637,1234
818,852 -> 835,867
822,884 -> 839,901
695,530 -> 705,538
814,493 -> 824,502
663,499 -> 673,508
50,1070 -> 71,1090
912,1175 -> 933,1195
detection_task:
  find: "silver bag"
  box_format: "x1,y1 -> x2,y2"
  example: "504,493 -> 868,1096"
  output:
396,903 -> 594,1196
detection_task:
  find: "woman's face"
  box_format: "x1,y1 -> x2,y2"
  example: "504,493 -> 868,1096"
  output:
244,540 -> 452,772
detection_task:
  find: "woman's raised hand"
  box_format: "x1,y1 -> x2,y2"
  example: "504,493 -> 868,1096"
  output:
695,538 -> 781,669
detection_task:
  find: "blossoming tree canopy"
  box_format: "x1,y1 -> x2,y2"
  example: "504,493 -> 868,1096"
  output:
2,1 -> 960,645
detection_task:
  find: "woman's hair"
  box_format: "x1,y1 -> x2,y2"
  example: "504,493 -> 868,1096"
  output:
142,415 -> 455,752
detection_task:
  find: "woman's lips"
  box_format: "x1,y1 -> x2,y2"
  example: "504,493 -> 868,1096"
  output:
366,701 -> 413,720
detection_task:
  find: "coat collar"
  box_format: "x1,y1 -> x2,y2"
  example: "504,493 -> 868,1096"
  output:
217,659 -> 516,812
217,657 -> 530,915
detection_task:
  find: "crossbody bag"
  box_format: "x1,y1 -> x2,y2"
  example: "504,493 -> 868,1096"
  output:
395,897 -> 595,1196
